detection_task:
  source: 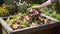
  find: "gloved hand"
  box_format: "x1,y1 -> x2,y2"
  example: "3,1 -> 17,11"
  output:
27,5 -> 40,11
31,5 -> 40,8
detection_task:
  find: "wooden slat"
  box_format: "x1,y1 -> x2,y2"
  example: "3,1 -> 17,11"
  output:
0,24 -> 2,34
29,28 -> 57,34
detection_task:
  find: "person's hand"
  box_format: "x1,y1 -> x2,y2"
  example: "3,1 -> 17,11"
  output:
27,8 -> 32,12
27,5 -> 40,11
31,5 -> 40,8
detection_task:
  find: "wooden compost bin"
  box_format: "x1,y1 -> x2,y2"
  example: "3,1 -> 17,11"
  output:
0,14 -> 60,34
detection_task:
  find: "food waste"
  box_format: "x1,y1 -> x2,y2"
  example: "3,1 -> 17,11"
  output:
6,8 -> 53,30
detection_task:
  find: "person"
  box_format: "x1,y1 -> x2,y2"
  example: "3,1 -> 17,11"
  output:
31,0 -> 59,8
29,0 -> 60,12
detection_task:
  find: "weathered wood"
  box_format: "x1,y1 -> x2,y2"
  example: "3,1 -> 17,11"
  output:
0,24 -> 2,34
55,23 -> 60,34
29,28 -> 57,34
0,14 -> 60,34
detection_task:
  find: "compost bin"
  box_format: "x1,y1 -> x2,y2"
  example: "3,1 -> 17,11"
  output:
0,0 -> 60,34
0,14 -> 60,34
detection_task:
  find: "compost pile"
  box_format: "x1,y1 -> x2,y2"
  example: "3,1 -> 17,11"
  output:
6,8 -> 53,30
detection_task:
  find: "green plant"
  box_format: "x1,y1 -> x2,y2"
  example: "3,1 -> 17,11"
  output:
41,5 -> 60,20
0,7 -> 9,17
13,0 -> 29,13
6,4 -> 18,14
6,5 -> 15,9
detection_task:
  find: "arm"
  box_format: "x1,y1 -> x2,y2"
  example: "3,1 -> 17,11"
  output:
27,0 -> 57,10
40,0 -> 52,8
40,0 -> 58,8
31,0 -> 53,8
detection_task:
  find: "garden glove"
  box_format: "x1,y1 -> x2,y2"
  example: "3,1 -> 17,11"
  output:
31,5 -> 40,8
27,5 -> 40,11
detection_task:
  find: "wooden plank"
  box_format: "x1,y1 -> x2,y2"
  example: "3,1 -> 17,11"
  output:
29,28 -> 56,34
0,24 -> 2,34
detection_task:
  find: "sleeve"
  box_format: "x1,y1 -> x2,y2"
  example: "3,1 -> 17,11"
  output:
49,0 -> 59,3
